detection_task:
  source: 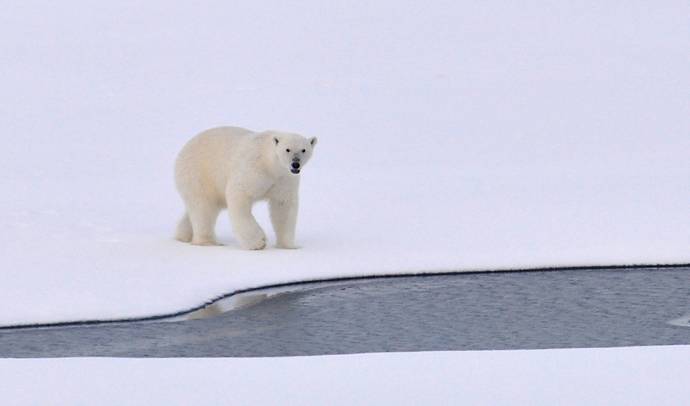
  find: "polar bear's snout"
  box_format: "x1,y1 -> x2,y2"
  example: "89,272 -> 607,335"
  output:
291,159 -> 301,174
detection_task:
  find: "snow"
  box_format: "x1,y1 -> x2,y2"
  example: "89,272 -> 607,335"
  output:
1,1 -> 689,326
1,346 -> 688,405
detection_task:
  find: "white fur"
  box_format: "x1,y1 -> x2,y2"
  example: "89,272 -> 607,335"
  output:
174,126 -> 317,250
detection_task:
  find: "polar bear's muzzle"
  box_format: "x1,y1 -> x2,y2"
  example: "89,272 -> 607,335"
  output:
290,161 -> 301,174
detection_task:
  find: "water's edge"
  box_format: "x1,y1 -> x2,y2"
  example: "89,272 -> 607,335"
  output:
2,263 -> 688,330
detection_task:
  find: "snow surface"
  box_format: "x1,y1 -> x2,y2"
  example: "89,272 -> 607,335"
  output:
1,346 -> 689,405
1,1 -> 689,325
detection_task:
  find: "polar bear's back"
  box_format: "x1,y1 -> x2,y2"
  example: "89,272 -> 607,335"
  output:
174,126 -> 260,203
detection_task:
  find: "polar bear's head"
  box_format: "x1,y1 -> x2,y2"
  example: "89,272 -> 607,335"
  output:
271,132 -> 318,175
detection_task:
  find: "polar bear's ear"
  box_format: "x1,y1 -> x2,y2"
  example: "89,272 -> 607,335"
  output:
309,137 -> 318,147
273,137 -> 280,145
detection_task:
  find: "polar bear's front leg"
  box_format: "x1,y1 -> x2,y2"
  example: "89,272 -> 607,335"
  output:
270,197 -> 299,249
227,193 -> 266,250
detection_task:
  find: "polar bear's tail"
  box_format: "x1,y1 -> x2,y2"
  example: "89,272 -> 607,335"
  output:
175,213 -> 193,242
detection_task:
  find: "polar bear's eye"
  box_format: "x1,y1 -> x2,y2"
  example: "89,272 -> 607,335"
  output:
301,149 -> 306,153
286,149 -> 290,152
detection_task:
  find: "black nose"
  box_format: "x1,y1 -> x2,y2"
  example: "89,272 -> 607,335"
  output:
291,162 -> 300,169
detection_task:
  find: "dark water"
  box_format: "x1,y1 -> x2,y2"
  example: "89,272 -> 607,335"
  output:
0,267 -> 689,358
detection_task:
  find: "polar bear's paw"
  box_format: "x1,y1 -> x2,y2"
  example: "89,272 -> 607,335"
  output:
276,241 -> 300,249
242,235 -> 267,250
238,228 -> 267,250
176,233 -> 193,243
191,238 -> 221,246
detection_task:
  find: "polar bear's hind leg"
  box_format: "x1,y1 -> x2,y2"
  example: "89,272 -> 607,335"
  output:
188,203 -> 221,246
175,213 -> 193,243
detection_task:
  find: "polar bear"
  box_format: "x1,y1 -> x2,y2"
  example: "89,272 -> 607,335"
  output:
174,126 -> 317,250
